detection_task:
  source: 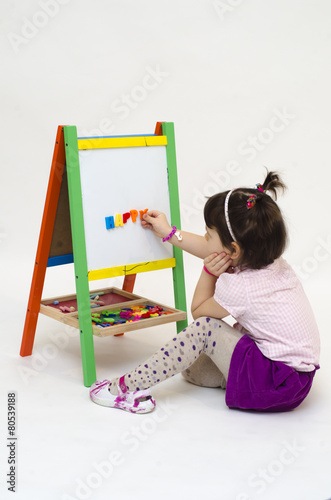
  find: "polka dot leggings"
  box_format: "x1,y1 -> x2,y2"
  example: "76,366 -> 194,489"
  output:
109,317 -> 244,394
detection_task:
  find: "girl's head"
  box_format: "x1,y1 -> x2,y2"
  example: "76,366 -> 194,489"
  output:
204,170 -> 288,269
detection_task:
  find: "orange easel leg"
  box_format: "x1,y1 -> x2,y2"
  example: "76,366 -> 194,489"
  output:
122,274 -> 137,294
154,121 -> 164,136
114,274 -> 137,337
20,126 -> 66,356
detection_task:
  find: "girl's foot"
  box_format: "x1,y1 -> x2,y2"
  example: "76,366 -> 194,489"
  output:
89,376 -> 156,414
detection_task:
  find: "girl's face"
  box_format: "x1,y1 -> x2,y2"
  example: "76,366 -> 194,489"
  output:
204,226 -> 232,255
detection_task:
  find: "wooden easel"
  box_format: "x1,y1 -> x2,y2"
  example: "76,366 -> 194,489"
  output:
20,122 -> 187,387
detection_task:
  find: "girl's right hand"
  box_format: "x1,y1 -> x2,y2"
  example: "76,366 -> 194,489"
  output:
204,252 -> 233,277
142,210 -> 173,239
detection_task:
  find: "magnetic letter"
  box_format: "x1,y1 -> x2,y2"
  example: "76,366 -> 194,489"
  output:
123,212 -> 131,224
115,214 -> 123,227
139,209 -> 148,220
105,216 -> 115,229
114,213 -> 124,227
130,210 -> 138,222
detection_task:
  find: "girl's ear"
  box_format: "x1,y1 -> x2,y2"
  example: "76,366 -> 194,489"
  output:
230,242 -> 241,260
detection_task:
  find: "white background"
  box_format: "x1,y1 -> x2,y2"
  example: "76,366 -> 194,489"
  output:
1,1 -> 331,500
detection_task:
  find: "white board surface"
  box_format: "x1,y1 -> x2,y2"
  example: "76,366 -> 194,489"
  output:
78,145 -> 173,273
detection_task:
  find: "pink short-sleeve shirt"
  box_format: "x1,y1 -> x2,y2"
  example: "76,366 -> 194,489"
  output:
214,257 -> 320,372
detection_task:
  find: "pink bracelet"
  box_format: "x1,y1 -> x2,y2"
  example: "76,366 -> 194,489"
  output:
162,226 -> 177,242
203,265 -> 217,277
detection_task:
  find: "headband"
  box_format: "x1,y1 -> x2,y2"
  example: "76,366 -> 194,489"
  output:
224,190 -> 237,242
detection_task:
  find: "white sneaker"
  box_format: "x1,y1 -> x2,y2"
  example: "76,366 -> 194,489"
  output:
90,376 -> 156,414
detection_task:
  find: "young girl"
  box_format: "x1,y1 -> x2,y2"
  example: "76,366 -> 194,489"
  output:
90,171 -> 320,414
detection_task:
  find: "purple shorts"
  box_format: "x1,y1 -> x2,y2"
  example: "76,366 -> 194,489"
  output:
226,335 -> 318,412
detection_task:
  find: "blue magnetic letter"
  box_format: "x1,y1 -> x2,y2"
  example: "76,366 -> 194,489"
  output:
105,216 -> 115,229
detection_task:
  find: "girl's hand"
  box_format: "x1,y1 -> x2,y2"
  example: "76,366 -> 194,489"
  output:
141,210 -> 173,239
204,252 -> 234,277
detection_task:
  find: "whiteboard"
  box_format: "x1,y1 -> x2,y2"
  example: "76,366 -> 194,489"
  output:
78,145 -> 173,274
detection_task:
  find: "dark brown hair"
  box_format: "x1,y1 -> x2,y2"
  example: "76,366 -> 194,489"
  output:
204,170 -> 288,269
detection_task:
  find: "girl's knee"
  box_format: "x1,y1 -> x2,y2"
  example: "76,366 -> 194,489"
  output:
181,354 -> 226,389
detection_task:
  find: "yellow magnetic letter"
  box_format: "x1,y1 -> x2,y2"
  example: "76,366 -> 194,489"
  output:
114,213 -> 124,227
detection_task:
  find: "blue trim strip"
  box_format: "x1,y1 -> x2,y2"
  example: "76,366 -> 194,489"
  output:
47,254 -> 74,267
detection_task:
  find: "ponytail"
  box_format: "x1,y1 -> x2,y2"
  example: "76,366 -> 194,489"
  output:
262,169 -> 286,200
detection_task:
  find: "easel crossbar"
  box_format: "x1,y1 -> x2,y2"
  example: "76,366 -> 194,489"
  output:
77,136 -> 167,150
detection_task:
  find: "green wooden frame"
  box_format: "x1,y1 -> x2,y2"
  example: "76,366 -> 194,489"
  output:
161,122 -> 187,333
64,126 -> 97,386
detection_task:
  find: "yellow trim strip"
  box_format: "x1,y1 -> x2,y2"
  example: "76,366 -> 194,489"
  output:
78,135 -> 167,150
88,258 -> 176,281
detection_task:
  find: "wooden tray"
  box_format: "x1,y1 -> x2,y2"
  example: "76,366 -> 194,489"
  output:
40,286 -> 186,337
